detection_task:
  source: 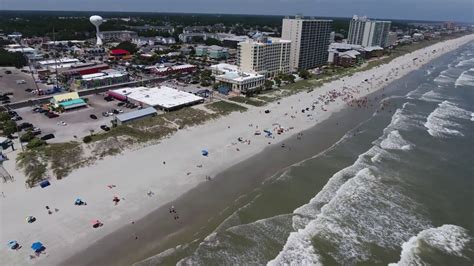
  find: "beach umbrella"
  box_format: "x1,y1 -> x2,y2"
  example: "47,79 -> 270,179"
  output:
201,150 -> 209,156
26,216 -> 36,223
31,242 -> 43,252
75,198 -> 83,205
8,240 -> 18,249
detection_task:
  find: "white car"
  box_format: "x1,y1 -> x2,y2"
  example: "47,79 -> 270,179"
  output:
57,121 -> 67,126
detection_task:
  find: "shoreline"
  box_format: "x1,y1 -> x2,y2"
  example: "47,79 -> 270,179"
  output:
1,34 -> 473,266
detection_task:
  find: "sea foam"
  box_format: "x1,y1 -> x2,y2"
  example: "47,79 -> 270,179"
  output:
380,130 -> 413,151
389,225 -> 471,266
424,101 -> 471,137
454,69 -> 474,87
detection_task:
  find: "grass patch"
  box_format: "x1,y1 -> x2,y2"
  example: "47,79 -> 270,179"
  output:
228,96 -> 266,107
17,141 -> 89,186
161,107 -> 218,128
41,142 -> 87,179
16,150 -> 47,188
206,101 -> 248,115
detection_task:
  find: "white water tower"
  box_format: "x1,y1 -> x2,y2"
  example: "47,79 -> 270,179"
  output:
90,15 -> 104,46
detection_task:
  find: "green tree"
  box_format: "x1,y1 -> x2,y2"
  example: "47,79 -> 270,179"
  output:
298,69 -> 311,79
0,112 -> 11,122
0,49 -> 28,68
20,131 -> 35,143
26,138 -> 46,149
264,80 -> 274,90
204,38 -> 222,46
3,120 -> 17,136
274,77 -> 282,86
282,74 -> 295,83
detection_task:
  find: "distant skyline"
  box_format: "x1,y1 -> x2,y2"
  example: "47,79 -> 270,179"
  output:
1,0 -> 472,23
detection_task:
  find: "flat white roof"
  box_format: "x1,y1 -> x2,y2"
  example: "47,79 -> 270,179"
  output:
217,71 -> 264,82
211,63 -> 239,73
81,70 -> 126,80
112,86 -> 203,109
39,58 -> 79,66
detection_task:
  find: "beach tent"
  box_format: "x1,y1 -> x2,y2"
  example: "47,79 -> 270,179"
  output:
91,220 -> 102,228
31,242 -> 44,252
8,240 -> 19,250
75,198 -> 84,205
201,150 -> 209,156
26,216 -> 36,223
39,180 -> 50,188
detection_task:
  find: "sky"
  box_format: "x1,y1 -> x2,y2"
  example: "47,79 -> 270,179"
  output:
1,0 -> 473,22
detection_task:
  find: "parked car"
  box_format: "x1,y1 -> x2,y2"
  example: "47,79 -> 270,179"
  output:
4,70 -> 12,74
90,114 -> 98,120
40,134 -> 55,141
117,102 -> 126,107
8,110 -> 18,117
11,116 -> 22,121
104,96 -> 114,102
32,128 -> 41,135
100,125 -> 110,131
102,112 -> 109,117
18,122 -> 33,130
112,109 -> 119,114
45,112 -> 59,118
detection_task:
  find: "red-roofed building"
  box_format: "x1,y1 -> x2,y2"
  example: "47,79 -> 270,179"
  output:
109,49 -> 132,60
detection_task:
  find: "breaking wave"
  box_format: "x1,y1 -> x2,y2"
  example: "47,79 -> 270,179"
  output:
389,225 -> 472,265
269,168 -> 429,265
455,57 -> 474,67
380,130 -> 413,151
424,101 -> 471,137
454,69 -> 474,87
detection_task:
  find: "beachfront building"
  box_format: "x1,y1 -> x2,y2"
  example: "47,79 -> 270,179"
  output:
327,43 -> 364,67
211,63 -> 265,94
195,45 -> 229,60
108,86 -> 204,111
281,16 -> 333,71
386,32 -> 398,47
237,37 -> 291,78
50,92 -> 87,110
76,69 -> 129,89
348,15 -> 392,48
115,107 -> 158,125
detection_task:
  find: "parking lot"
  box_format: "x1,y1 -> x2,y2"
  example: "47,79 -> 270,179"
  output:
0,67 -> 52,103
14,93 -> 152,143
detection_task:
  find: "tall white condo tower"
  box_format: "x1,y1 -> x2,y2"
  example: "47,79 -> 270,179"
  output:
89,15 -> 104,46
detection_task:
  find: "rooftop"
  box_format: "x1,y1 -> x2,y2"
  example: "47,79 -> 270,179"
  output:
111,86 -> 204,109
115,107 -> 157,122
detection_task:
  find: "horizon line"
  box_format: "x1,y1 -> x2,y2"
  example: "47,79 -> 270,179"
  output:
0,9 -> 469,24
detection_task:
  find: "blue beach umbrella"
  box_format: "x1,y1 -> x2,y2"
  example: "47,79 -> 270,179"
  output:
201,150 -> 209,156
31,242 -> 44,252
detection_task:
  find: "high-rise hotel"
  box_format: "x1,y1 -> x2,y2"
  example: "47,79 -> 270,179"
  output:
237,36 -> 291,78
348,15 -> 391,48
281,16 -> 333,71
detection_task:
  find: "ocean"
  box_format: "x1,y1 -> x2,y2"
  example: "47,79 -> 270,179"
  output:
139,42 -> 474,265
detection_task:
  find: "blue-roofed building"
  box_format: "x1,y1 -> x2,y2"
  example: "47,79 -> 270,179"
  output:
115,107 -> 158,125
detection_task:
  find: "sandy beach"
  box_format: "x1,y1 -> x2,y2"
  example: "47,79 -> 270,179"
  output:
1,34 -> 473,266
